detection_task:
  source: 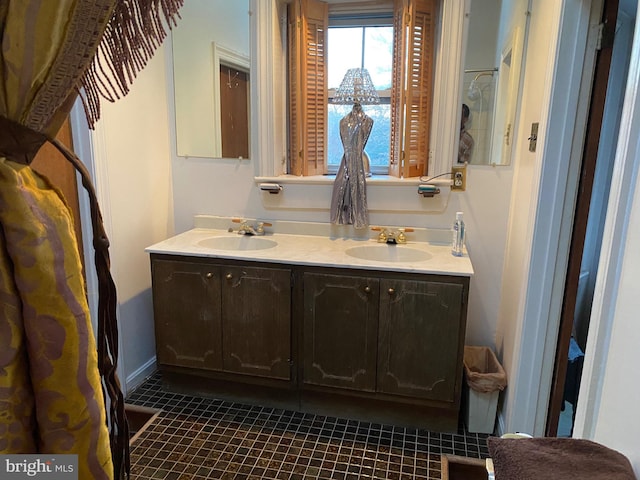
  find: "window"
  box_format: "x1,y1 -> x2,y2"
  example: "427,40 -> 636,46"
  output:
327,24 -> 393,175
287,0 -> 437,178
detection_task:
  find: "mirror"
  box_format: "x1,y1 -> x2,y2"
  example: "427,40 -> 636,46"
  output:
172,0 -> 250,159
461,0 -> 525,166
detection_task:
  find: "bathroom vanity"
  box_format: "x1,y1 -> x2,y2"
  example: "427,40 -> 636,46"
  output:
146,217 -> 473,432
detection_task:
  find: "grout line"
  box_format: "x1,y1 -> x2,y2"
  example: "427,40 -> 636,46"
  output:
127,372 -> 491,479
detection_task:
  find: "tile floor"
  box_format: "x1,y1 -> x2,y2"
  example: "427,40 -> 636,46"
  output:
126,372 -> 491,479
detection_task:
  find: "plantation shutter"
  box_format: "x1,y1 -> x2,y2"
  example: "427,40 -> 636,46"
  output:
390,0 -> 436,178
288,0 -> 328,176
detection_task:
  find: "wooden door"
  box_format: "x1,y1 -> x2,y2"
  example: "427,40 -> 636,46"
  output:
377,279 -> 463,402
303,272 -> 379,391
151,257 -> 223,371
220,65 -> 250,159
221,265 -> 291,380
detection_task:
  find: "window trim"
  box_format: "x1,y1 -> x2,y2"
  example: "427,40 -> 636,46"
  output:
250,0 -> 466,183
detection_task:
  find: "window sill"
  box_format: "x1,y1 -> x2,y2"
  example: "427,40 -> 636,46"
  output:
255,175 -> 453,187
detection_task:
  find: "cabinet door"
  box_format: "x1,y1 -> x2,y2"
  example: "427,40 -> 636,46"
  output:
221,265 -> 291,380
377,279 -> 463,402
303,272 -> 379,391
152,258 -> 222,370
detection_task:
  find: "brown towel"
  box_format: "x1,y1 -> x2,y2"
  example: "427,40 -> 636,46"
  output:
488,437 -> 637,480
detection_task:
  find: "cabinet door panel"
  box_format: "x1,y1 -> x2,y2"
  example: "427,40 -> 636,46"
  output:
152,259 -> 222,370
378,279 -> 463,402
303,273 -> 379,391
222,266 -> 291,380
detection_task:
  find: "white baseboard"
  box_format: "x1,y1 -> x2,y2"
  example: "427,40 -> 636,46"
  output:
125,357 -> 157,396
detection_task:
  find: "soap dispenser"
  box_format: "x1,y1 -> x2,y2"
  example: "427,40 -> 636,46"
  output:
452,211 -> 465,257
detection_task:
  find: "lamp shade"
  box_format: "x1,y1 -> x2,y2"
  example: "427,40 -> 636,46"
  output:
332,68 -> 380,105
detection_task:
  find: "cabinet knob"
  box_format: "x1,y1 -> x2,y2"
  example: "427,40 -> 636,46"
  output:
225,273 -> 233,280
364,286 -> 371,293
206,272 -> 213,279
388,288 -> 395,295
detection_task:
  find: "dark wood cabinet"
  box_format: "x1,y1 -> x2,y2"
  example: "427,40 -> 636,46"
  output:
151,258 -> 223,371
377,279 -> 464,402
151,256 -> 291,381
150,253 -> 469,431
221,265 -> 291,380
302,273 -> 466,405
303,272 -> 379,391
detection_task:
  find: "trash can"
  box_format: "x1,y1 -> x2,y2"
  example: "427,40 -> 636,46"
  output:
463,346 -> 507,434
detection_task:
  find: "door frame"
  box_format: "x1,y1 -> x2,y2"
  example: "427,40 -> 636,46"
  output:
546,0 -> 619,436
69,101 -> 128,397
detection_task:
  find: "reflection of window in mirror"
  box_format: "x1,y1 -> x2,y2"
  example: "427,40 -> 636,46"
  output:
288,0 -> 436,178
220,64 -> 250,158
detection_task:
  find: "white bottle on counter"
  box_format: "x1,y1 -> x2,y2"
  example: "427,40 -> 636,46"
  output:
451,211 -> 465,257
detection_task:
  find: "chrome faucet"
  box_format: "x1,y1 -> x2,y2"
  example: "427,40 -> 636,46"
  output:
372,226 -> 413,244
230,218 -> 271,236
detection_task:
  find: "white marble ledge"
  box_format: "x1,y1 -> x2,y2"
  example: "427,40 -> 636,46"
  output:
146,217 -> 473,277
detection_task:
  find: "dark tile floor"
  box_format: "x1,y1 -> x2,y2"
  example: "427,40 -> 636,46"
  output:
126,373 -> 491,479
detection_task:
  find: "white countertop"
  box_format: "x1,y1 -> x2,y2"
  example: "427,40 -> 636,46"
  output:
145,216 -> 474,277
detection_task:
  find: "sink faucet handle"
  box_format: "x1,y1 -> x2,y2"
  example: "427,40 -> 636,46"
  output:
255,221 -> 272,235
371,226 -> 388,243
230,218 -> 253,234
395,227 -> 413,244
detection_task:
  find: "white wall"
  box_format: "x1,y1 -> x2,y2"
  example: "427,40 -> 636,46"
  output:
89,44 -> 175,393
591,165 -> 640,475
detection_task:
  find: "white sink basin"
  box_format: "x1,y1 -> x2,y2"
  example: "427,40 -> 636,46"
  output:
345,245 -> 432,263
197,236 -> 278,251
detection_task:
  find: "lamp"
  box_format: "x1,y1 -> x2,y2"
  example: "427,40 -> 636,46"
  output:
332,67 -> 380,106
329,68 -> 379,229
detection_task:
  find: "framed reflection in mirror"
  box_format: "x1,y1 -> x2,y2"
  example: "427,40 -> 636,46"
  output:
461,0 -> 525,166
172,0 -> 250,159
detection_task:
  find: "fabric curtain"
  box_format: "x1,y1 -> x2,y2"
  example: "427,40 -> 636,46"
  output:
0,1 -> 183,479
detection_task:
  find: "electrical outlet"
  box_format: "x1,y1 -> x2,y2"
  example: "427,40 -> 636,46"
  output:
451,165 -> 466,191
